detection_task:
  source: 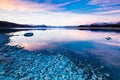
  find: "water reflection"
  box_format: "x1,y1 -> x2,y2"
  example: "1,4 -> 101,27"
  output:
8,29 -> 120,65
7,29 -> 120,80
8,30 -> 120,50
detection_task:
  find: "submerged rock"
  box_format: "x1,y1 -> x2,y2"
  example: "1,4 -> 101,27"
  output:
0,34 -> 9,48
24,33 -> 33,37
0,45 -> 108,80
19,77 -> 30,80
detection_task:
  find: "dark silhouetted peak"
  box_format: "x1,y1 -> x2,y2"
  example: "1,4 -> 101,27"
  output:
0,21 -> 48,28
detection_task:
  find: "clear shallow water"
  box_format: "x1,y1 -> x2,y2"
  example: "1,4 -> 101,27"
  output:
8,30 -> 120,50
5,29 -> 120,79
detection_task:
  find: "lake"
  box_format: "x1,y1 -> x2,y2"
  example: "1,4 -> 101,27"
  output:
0,28 -> 120,80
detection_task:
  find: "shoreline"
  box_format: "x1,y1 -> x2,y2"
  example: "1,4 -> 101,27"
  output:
0,27 -> 120,34
78,27 -> 120,31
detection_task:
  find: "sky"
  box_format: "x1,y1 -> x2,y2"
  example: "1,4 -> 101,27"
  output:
0,0 -> 120,26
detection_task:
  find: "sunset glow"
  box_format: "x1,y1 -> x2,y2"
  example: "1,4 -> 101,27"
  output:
0,0 -> 120,26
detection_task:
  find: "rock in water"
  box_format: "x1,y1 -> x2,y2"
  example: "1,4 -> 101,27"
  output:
105,37 -> 112,40
24,33 -> 33,37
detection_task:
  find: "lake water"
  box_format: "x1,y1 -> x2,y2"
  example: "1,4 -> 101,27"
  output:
4,28 -> 120,80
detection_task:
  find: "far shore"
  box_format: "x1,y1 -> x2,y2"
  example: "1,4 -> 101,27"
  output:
0,27 -> 120,34
78,27 -> 120,31
0,21 -> 120,31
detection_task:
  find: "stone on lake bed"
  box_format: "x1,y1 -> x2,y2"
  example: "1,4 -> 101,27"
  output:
24,33 -> 33,37
0,71 -> 5,75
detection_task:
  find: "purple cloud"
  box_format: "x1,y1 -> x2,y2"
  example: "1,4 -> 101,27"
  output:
0,0 -> 80,12
94,9 -> 120,14
89,0 -> 120,15
0,0 -> 61,12
89,0 -> 120,6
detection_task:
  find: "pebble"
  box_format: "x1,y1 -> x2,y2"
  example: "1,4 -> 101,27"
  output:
62,75 -> 65,79
19,77 -> 30,80
37,54 -> 41,57
105,73 -> 110,77
18,71 -> 25,77
0,45 -> 107,80
3,53 -> 9,57
0,71 -> 5,75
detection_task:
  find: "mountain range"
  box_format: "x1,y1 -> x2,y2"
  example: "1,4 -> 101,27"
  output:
0,21 -> 120,29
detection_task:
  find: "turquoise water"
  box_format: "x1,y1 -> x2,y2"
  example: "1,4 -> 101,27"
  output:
1,28 -> 120,80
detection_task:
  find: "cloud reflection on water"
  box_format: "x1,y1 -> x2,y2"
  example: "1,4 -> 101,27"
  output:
8,30 -> 120,51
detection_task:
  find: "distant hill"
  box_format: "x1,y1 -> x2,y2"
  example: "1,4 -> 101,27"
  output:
79,22 -> 120,27
0,21 -> 48,29
77,22 -> 120,30
0,21 -> 120,29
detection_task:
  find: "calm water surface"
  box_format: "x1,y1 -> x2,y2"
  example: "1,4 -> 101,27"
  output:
8,29 -> 120,80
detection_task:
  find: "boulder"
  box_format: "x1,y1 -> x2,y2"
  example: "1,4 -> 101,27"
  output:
105,37 -> 112,40
24,33 -> 33,37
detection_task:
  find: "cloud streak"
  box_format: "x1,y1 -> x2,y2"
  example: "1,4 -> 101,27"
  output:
95,6 -> 120,11
0,0 -> 81,12
0,9 -> 119,26
57,0 -> 81,7
94,9 -> 120,14
0,0 -> 119,26
89,0 -> 120,15
0,0 -> 61,12
89,0 -> 120,6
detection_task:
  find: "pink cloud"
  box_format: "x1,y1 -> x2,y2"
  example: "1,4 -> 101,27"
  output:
0,0 -> 80,12
0,0 -> 60,12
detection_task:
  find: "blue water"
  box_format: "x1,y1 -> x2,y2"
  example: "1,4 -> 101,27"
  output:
0,28 -> 120,80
